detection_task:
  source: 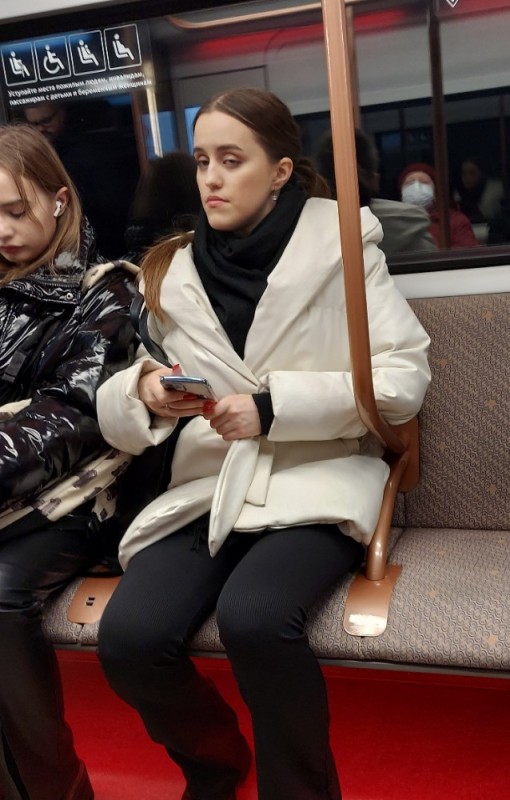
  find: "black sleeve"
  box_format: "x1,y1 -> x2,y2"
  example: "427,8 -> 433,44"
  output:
0,269 -> 137,507
252,392 -> 274,436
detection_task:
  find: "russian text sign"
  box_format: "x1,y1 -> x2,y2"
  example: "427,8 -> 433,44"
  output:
1,22 -> 152,108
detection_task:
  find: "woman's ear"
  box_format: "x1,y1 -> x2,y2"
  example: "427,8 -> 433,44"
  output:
54,187 -> 69,216
273,157 -> 294,191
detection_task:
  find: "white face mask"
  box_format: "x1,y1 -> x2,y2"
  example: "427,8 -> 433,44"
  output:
401,180 -> 435,209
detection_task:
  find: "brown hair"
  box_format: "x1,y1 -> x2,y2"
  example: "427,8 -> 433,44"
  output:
142,88 -> 331,317
0,124 -> 81,285
317,128 -> 380,206
129,151 -> 200,228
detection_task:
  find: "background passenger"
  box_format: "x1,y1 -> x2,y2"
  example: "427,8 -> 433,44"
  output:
123,151 -> 201,264
488,192 -> 510,245
96,88 -> 431,800
0,124 -> 138,800
23,100 -> 138,258
316,129 -> 436,257
399,162 -> 478,248
455,154 -> 505,224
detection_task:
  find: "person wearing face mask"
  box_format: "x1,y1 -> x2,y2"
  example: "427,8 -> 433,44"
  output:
399,162 -> 478,249
316,130 -> 436,257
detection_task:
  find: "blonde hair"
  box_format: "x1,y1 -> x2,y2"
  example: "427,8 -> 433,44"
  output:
142,88 -> 331,318
0,124 -> 81,285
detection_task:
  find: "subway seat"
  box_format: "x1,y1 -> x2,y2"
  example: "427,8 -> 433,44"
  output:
42,293 -> 510,672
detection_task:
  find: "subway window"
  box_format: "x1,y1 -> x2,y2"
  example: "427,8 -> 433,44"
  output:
356,0 -> 510,262
0,0 -> 508,267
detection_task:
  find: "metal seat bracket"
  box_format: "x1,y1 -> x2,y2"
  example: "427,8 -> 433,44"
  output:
343,564 -> 402,637
67,576 -> 121,624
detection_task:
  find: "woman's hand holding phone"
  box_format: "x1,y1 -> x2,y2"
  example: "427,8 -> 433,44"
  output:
138,366 -> 260,436
160,375 -> 216,400
203,394 -> 261,441
138,365 -> 208,418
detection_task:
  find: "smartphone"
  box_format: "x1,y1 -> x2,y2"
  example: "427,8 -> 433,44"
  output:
160,375 -> 216,400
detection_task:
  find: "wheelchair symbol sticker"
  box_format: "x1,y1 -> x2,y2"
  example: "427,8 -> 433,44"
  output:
43,46 -> 65,74
1,42 -> 37,85
34,37 -> 70,80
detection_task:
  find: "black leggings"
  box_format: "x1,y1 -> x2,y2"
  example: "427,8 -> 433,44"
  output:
98,523 -> 364,800
0,514 -> 96,800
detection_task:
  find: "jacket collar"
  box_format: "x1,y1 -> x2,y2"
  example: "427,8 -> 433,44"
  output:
155,199 -> 381,380
3,218 -> 100,305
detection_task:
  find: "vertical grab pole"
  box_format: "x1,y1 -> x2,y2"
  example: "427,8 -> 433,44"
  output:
428,0 -> 450,250
321,0 -> 404,455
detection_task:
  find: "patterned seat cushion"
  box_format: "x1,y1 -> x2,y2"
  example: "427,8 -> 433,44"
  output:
43,294 -> 510,673
402,295 -> 510,531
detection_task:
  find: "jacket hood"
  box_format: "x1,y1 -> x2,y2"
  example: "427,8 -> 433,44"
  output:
360,203 -> 384,245
82,259 -> 140,292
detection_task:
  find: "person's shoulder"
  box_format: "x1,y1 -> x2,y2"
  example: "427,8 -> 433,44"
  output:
300,197 -> 383,244
370,198 -> 436,255
484,177 -> 505,204
159,236 -> 196,284
82,259 -> 139,288
371,197 -> 429,222
81,260 -> 139,306
303,196 -> 336,214
449,207 -> 472,225
486,177 -> 504,192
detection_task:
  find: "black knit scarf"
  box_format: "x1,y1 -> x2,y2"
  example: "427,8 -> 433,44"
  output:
192,182 -> 306,357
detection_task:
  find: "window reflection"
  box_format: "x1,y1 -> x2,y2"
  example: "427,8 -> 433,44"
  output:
354,3 -> 507,255
2,0 -> 508,260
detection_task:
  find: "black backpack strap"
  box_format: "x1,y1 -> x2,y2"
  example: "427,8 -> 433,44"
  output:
130,291 -> 172,368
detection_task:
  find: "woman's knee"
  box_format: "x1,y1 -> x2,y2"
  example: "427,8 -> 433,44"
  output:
216,586 -> 301,658
97,592 -> 186,683
0,563 -> 39,616
98,597 -> 151,678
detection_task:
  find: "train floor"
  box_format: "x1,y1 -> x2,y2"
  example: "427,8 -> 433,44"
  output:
58,650 -> 510,800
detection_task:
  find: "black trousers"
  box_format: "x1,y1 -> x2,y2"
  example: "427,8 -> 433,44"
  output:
0,514 -> 97,800
98,522 -> 364,800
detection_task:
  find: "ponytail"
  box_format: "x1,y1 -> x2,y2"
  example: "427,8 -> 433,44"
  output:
141,232 -> 194,319
294,157 -> 332,199
142,89 -> 331,315
197,89 -> 331,201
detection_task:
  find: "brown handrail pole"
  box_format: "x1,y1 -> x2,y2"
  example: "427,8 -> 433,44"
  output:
428,0 -> 450,249
499,95 -> 508,194
321,0 -> 404,454
346,4 -> 361,129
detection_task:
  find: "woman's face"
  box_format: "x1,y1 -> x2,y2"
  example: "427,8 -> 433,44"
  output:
0,168 -> 64,267
400,170 -> 435,210
193,110 -> 292,237
461,161 -> 483,191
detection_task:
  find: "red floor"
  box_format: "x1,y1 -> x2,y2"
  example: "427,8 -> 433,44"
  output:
59,650 -> 510,800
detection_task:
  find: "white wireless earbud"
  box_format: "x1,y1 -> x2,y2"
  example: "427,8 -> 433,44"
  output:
54,200 -> 63,217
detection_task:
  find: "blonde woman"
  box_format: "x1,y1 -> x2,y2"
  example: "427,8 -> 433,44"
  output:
0,125 -> 137,800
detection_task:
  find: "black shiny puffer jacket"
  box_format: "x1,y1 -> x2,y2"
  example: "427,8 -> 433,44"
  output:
0,220 -> 138,509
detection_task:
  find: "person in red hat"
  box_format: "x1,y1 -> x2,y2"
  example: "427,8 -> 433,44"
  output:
399,162 -> 478,248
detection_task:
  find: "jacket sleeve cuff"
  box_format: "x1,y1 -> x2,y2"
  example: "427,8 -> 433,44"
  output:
252,392 -> 274,436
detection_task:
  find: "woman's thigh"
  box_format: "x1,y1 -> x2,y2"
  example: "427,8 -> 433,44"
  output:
0,515 -> 95,609
98,524 -> 251,658
217,525 -> 364,639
